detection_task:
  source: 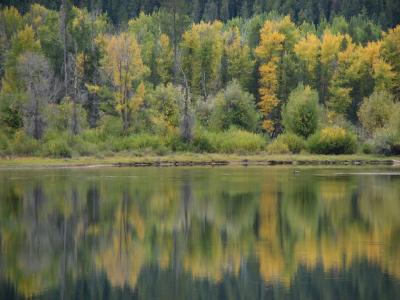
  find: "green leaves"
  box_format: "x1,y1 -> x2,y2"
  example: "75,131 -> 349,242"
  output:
282,84 -> 320,138
210,80 -> 260,132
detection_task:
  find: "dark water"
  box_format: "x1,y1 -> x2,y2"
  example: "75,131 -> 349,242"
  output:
0,166 -> 399,300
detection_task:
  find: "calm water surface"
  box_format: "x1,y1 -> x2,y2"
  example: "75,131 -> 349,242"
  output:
0,166 -> 399,299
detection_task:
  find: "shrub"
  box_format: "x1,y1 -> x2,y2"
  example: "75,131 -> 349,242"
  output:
148,83 -> 182,128
210,80 -> 260,131
0,132 -> 9,154
71,135 -> 98,156
371,128 -> 400,156
196,96 -> 215,127
192,129 -> 216,152
165,131 -> 189,152
276,133 -> 306,154
308,127 -> 357,154
361,140 -> 374,154
0,92 -> 24,130
193,128 -> 266,153
99,134 -> 167,153
10,131 -> 39,156
366,109 -> 400,155
41,132 -> 98,158
80,129 -> 103,144
282,84 -> 320,138
41,138 -> 72,158
103,136 -> 128,152
217,129 -> 265,153
357,90 -> 396,135
128,134 -> 164,150
46,102 -> 87,133
98,115 -> 124,138
266,139 -> 290,154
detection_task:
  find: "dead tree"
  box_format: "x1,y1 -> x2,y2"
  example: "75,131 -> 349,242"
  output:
18,52 -> 60,139
177,58 -> 194,142
61,0 -> 68,97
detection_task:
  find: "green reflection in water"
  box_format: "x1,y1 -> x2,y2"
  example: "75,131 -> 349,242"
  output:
0,167 -> 399,299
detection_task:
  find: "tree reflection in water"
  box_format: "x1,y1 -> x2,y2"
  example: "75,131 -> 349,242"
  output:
0,167 -> 399,299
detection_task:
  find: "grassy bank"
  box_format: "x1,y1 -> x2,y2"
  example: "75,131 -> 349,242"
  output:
0,153 -> 399,169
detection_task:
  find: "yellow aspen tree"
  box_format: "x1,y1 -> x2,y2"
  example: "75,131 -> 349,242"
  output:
327,34 -> 355,115
223,26 -> 254,89
382,25 -> 400,100
358,41 -> 394,91
156,34 -> 174,84
181,21 -> 224,100
296,31 -> 355,115
0,6 -> 23,57
255,16 -> 298,134
294,33 -> 321,86
257,62 -> 280,132
319,30 -> 346,106
2,26 -> 40,93
102,32 -> 149,133
330,40 -> 393,116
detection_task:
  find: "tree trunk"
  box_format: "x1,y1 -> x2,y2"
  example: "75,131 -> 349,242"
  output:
61,0 -> 68,97
172,0 -> 178,83
202,71 -> 207,101
33,96 -> 40,139
122,107 -> 130,134
71,45 -> 79,135
180,67 -> 193,142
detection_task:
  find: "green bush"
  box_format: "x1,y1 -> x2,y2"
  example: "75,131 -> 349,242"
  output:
361,140 -> 374,154
0,132 -> 10,155
282,84 -> 320,138
276,133 -> 306,154
46,102 -> 87,133
128,134 -> 164,150
98,115 -> 124,138
371,129 -> 400,156
218,130 -> 265,153
192,130 -> 216,152
79,129 -> 104,144
196,96 -> 214,127
266,139 -> 290,154
357,90 -> 396,135
100,134 -> 166,153
42,138 -> 72,158
10,131 -> 39,156
365,111 -> 400,156
148,83 -> 182,128
103,136 -> 127,152
0,92 -> 24,130
210,80 -> 260,132
308,127 -> 357,154
193,128 -> 266,154
41,132 -> 97,158
71,136 -> 98,156
165,131 -> 190,152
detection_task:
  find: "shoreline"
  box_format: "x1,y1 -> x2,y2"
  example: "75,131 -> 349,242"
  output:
0,154 -> 399,169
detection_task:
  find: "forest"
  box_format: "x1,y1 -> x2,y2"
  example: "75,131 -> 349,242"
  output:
0,1 -> 400,158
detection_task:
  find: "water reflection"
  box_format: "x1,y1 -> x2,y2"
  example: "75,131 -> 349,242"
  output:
0,167 -> 399,299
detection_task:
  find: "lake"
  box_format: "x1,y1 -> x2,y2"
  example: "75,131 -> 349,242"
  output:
0,166 -> 399,299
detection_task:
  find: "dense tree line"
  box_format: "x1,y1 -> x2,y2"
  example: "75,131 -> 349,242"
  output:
0,4 -> 399,157
2,0 -> 400,28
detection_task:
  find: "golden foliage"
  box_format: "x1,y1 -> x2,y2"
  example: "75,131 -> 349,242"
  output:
102,32 -> 149,130
224,26 -> 254,87
181,21 -> 224,97
156,34 -> 174,84
295,33 -> 321,75
255,16 -> 298,133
